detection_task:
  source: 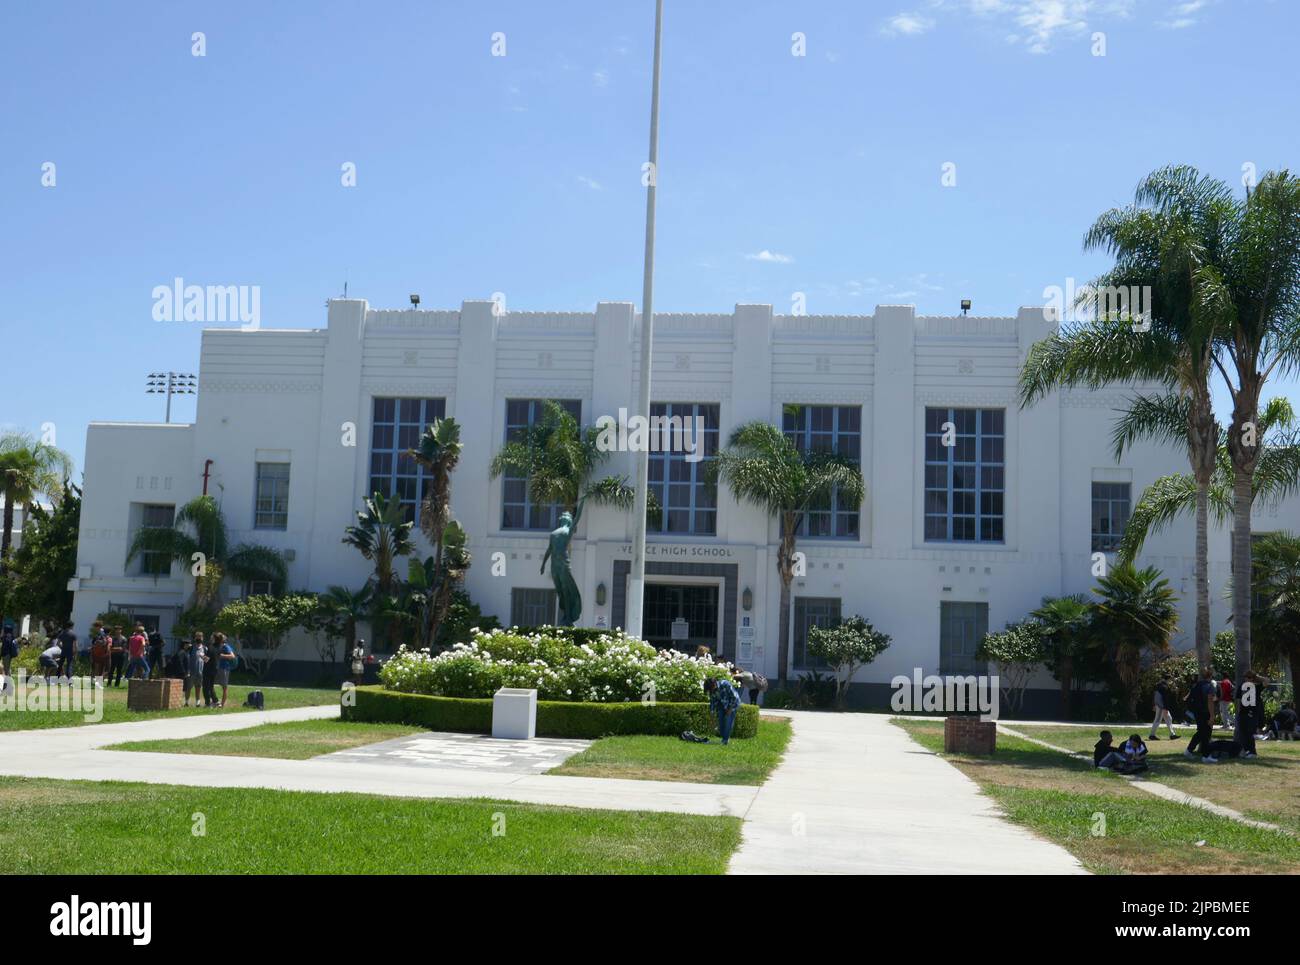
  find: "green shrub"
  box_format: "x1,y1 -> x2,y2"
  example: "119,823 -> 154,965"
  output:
345,685 -> 758,739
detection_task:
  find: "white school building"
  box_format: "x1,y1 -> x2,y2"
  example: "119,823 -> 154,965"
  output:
69,297 -> 1298,707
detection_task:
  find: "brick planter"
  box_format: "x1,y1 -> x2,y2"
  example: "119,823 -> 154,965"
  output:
944,716 -> 996,755
127,678 -> 184,712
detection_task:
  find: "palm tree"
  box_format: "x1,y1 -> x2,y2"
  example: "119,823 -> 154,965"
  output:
0,432 -> 73,629
407,419 -> 470,648
488,400 -> 641,519
709,422 -> 865,686
1091,564 -> 1179,720
1201,168 -> 1300,690
1032,594 -> 1097,721
125,494 -> 286,609
342,492 -> 414,650
1247,531 -> 1300,704
1117,398 -> 1300,564
313,584 -> 373,665
1020,165 -> 1232,672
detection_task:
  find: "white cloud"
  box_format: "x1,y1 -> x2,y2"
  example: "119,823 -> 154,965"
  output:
576,175 -> 603,192
746,250 -> 794,264
593,69 -> 609,87
881,12 -> 937,36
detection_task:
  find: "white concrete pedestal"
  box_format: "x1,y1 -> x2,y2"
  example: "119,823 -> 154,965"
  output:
492,687 -> 537,740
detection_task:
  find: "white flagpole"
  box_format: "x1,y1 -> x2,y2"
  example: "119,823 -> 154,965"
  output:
626,0 -> 664,640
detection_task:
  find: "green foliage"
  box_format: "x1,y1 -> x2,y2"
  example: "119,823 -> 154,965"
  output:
174,606 -> 217,639
214,593 -> 317,677
2,485 -> 79,628
806,615 -> 891,706
977,620 -> 1048,716
1212,630 -> 1239,680
346,685 -> 759,739
433,590 -> 500,649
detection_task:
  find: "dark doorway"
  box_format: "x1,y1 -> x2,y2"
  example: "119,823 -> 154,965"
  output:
643,583 -> 719,654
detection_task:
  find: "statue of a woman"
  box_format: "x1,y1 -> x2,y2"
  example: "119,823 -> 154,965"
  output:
540,497 -> 584,627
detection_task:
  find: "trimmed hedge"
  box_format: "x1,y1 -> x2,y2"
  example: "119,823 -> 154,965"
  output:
344,685 -> 758,740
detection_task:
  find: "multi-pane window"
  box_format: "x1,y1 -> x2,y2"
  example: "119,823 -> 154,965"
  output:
502,399 -> 582,530
510,588 -> 558,627
782,404 -> 861,538
793,596 -> 841,670
648,402 -> 720,535
369,397 -> 447,523
139,504 -> 175,576
940,602 -> 988,675
254,462 -> 290,530
644,584 -> 720,653
924,408 -> 1005,543
1091,482 -> 1131,552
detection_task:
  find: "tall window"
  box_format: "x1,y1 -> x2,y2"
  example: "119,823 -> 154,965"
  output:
648,402 -> 719,535
940,601 -> 988,675
924,408 -> 1005,543
254,462 -> 290,530
502,399 -> 582,530
139,504 -> 175,576
369,397 -> 447,523
1091,482 -> 1131,552
782,404 -> 861,538
510,588 -> 558,627
793,596 -> 841,670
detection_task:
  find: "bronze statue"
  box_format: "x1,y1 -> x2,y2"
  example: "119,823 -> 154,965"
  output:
540,498 -> 584,626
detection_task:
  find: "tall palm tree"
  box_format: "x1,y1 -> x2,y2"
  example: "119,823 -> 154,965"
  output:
1117,398 -> 1300,563
1021,166 -> 1232,672
488,400 -> 640,518
1202,168 -> 1300,690
1032,594 -> 1095,721
313,584 -> 373,665
342,492 -> 414,650
709,422 -> 864,687
1091,563 -> 1179,720
125,494 -> 286,609
407,419 -> 470,647
0,432 -> 73,629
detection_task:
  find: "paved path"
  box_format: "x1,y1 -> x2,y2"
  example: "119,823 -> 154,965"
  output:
729,710 -> 1085,874
0,706 -> 757,817
320,731 -> 592,774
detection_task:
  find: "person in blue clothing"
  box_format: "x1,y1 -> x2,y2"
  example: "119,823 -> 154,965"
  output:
704,675 -> 741,745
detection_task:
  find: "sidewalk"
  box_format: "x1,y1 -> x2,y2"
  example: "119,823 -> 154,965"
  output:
729,710 -> 1085,874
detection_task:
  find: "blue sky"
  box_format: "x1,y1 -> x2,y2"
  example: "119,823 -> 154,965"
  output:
2,0 -> 1295,473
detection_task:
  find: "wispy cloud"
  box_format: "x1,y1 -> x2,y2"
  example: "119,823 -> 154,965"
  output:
592,69 -> 609,88
576,175 -> 603,192
881,12 -> 937,36
746,250 -> 794,264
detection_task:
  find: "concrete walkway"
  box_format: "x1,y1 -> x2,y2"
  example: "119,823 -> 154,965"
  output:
729,710 -> 1085,874
0,705 -> 757,817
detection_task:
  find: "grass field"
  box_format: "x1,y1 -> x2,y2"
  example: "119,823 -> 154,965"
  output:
0,682 -> 340,732
549,716 -> 791,785
105,717 -> 419,759
1012,723 -> 1300,836
0,776 -> 741,874
893,718 -> 1300,874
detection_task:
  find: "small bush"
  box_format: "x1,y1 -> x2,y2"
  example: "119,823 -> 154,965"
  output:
345,685 -> 758,739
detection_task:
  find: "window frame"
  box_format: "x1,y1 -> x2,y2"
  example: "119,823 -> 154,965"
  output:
510,587 -> 559,627
923,407 -> 1005,544
501,399 -> 582,531
253,461 -> 291,531
792,596 -> 842,671
1090,481 -> 1131,553
646,402 -> 720,536
782,403 -> 862,539
368,397 -> 447,524
939,601 -> 988,676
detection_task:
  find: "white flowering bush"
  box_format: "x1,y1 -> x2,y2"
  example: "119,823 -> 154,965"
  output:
379,627 -> 733,703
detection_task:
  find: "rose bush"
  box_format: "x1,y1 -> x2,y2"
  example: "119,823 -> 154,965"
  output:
379,627 -> 734,703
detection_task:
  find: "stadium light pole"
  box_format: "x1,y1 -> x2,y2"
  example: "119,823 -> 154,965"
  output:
625,0 -> 664,640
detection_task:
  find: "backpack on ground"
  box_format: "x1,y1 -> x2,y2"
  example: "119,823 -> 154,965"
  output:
679,730 -> 709,743
244,690 -> 265,710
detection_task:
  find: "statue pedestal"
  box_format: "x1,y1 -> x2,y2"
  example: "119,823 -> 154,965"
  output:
492,688 -> 537,740
944,716 -> 996,755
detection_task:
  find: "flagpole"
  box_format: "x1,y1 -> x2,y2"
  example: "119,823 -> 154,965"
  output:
626,0 -> 663,640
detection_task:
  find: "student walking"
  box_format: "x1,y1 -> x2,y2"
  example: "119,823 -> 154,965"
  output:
1148,678 -> 1180,740
1218,675 -> 1236,730
108,627 -> 128,686
183,639 -> 207,706
124,625 -> 150,680
1185,669 -> 1219,763
212,632 -> 237,707
704,675 -> 741,745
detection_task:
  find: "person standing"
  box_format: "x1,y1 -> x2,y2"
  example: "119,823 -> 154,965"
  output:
212,632 -> 237,708
184,638 -> 207,706
0,626 -> 18,685
1235,671 -> 1261,759
202,632 -> 220,708
125,625 -> 150,680
108,626 -> 128,686
89,628 -> 112,688
1218,675 -> 1236,730
147,630 -> 165,680
56,622 -> 78,682
1185,668 -> 1219,763
703,675 -> 741,745
1148,677 -> 1180,740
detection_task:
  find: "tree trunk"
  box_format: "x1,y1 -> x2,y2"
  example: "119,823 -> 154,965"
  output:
1193,480 -> 1212,672
1060,655 -> 1073,721
0,495 -> 13,630
1230,467 -> 1254,698
776,518 -> 796,688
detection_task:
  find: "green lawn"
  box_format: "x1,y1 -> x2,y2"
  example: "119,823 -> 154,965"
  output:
0,776 -> 741,874
105,717 -> 419,759
893,719 -> 1300,874
549,717 -> 791,785
1012,723 -> 1300,836
0,682 -> 340,731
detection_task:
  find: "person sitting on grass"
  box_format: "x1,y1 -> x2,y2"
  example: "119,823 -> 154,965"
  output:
1119,734 -> 1149,772
1265,703 -> 1298,741
1093,731 -> 1125,769
703,675 -> 740,746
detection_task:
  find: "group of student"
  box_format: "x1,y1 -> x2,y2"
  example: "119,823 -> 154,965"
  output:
172,632 -> 238,708
1096,666 -> 1299,771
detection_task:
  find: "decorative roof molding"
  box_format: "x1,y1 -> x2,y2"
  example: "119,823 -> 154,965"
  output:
774,314 -> 875,336
366,310 -> 460,330
360,381 -> 457,398
914,390 -> 1017,407
199,379 -> 322,394
492,381 -> 591,400
773,388 -> 872,405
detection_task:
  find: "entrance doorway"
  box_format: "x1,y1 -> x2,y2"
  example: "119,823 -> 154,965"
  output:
644,583 -> 719,654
